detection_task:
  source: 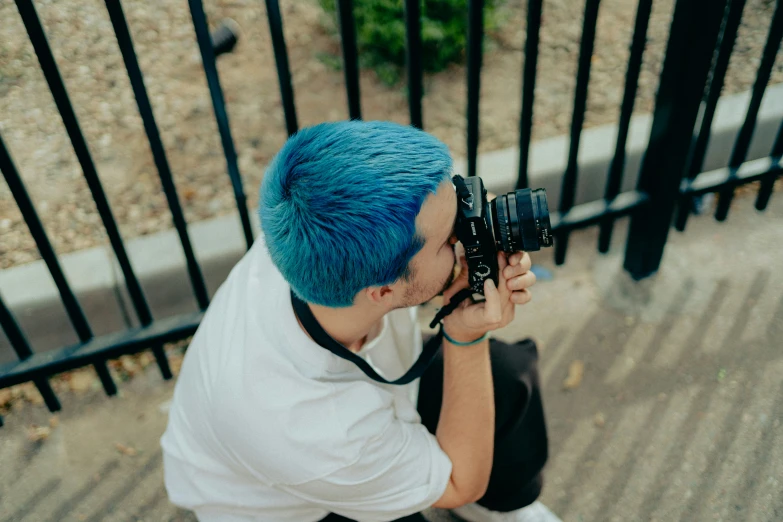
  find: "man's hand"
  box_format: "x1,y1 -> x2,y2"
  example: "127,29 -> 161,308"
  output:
503,250 -> 535,304
441,251 -> 536,343
433,249 -> 536,509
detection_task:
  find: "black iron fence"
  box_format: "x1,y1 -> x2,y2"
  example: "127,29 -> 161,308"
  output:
1,0 -> 781,425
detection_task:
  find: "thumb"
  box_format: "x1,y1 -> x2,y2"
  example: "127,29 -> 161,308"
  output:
481,278 -> 502,324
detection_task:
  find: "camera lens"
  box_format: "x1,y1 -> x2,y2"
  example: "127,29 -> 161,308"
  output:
491,188 -> 553,252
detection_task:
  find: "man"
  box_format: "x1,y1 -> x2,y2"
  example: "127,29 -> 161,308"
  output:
161,121 -> 560,522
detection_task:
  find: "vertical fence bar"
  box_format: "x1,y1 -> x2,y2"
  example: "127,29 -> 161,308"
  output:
0,134 -> 116,396
404,0 -> 423,129
466,0 -> 484,178
105,0 -> 208,318
624,0 -> 728,280
19,0 -> 185,394
688,0 -> 742,177
188,0 -> 254,249
756,120 -> 783,210
0,293 -> 61,412
554,0 -> 601,264
1,138 -> 91,344
265,0 -> 298,136
715,0 -> 783,221
17,0 -> 151,324
516,0 -> 543,190
674,0 -> 744,231
597,0 -> 653,253
336,0 -> 362,120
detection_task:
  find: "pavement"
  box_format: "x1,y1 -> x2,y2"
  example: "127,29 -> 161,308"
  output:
1,193 -> 782,522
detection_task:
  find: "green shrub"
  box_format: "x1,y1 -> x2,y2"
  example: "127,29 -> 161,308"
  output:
318,0 -> 502,84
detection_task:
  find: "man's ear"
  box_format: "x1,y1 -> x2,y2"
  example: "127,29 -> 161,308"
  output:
365,285 -> 395,305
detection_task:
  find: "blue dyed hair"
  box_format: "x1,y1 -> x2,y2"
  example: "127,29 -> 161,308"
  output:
260,120 -> 452,307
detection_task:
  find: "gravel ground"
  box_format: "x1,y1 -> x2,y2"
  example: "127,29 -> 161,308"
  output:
1,0 -> 781,269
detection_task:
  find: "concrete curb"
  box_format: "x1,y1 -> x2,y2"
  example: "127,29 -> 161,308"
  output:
2,86 -> 782,362
460,83 -> 783,203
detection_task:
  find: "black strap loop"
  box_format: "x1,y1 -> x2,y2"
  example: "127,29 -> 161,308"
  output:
428,288 -> 474,328
452,175 -> 472,210
291,290 -> 444,385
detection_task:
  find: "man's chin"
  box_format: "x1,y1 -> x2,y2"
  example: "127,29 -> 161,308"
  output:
400,270 -> 456,308
408,287 -> 446,308
439,272 -> 457,299
419,276 -> 456,307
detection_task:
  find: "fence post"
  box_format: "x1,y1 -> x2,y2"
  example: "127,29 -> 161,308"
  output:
623,0 -> 728,280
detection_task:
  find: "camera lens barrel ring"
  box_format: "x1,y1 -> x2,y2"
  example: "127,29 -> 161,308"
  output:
531,189 -> 554,247
494,195 -> 513,252
487,184 -> 553,254
515,189 -> 539,251
506,192 -> 521,251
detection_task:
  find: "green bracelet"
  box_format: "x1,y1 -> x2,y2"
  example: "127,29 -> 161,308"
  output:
442,327 -> 488,347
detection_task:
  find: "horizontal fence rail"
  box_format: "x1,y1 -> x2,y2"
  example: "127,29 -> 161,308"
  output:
0,302 -> 56,427
0,294 -> 61,424
674,0 -> 746,231
714,0 -> 783,221
1,0 -> 782,424
0,313 -> 204,391
624,0 -> 729,279
677,0 -> 783,230
1,134 -> 114,410
757,121 -> 783,209
682,155 -> 782,196
0,0 -> 251,424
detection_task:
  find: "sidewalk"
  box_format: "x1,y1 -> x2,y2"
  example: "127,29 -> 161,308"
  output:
1,194 -> 781,522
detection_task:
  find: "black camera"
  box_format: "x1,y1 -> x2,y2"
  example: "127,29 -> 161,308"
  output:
452,175 -> 553,295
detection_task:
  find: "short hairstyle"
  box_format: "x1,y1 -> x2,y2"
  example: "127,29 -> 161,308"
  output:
259,120 -> 452,307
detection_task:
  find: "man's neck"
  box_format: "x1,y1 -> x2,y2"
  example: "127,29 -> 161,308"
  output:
306,303 -> 386,353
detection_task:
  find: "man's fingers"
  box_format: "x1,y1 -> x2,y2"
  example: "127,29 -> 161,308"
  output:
497,251 -> 509,279
511,289 -> 532,305
504,251 -> 532,279
496,252 -> 513,301
508,271 -> 537,291
519,252 -> 532,272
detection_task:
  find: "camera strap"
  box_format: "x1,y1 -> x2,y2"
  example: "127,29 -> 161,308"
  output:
452,175 -> 472,210
290,290 -> 444,385
428,288 -> 475,328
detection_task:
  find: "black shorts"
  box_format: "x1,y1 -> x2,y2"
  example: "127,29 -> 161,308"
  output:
322,335 -> 549,521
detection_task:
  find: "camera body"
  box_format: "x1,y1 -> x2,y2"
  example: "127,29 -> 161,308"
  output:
452,175 -> 553,296
453,176 -> 501,294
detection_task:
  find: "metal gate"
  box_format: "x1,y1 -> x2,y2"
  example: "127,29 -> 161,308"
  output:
1,0 -> 781,425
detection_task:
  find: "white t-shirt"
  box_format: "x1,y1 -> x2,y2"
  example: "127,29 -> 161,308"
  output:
160,237 -> 452,522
